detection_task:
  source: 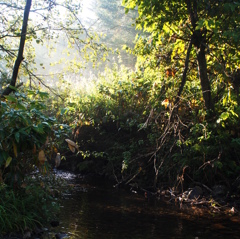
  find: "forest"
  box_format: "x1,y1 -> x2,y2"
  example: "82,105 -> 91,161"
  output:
0,0 -> 240,236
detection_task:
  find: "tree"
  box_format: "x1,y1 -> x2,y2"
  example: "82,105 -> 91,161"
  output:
1,0 -> 32,96
123,0 -> 240,114
0,0 -> 107,96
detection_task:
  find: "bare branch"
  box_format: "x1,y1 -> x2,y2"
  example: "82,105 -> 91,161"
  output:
22,64 -> 64,100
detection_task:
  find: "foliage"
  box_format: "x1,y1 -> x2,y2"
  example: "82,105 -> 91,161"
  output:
63,56 -> 240,190
0,0 -> 109,96
0,89 -> 71,235
0,90 -> 63,185
0,173 -> 63,235
0,2 -> 240,236
123,0 -> 240,112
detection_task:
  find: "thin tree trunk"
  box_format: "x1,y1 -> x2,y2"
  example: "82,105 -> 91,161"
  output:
186,0 -> 214,112
1,0 -> 32,96
174,37 -> 193,106
197,43 -> 214,111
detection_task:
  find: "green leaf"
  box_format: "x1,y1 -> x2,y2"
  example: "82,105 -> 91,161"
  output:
41,122 -> 50,128
33,124 -> 44,134
5,156 -> 12,168
220,112 -> 229,121
38,91 -> 49,99
214,161 -> 223,169
229,110 -> 238,118
193,144 -> 201,151
9,85 -> 18,91
16,103 -> 26,110
27,90 -> 35,95
196,19 -> 204,30
1,101 -> 7,109
222,95 -> 228,106
61,108 -> 69,115
48,117 -> 56,123
5,95 -> 17,103
19,127 -> 31,135
15,132 -> 20,143
0,151 -> 8,166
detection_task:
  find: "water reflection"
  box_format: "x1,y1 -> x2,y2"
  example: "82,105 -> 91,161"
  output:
49,172 -> 240,239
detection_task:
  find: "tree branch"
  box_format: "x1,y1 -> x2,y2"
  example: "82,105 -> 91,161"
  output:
174,37 -> 193,105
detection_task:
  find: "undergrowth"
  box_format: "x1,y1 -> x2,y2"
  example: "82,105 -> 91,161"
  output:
0,176 -> 60,235
56,64 -> 240,192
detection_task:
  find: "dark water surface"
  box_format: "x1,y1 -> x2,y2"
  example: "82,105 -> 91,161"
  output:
49,171 -> 240,239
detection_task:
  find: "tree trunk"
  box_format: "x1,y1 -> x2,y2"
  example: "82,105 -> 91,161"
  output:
186,0 -> 214,112
1,0 -> 32,96
174,37 -> 193,106
197,43 -> 214,111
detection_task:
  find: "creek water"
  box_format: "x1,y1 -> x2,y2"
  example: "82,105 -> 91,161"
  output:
46,171 -> 240,239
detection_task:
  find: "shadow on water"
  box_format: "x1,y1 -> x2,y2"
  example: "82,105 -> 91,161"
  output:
47,171 -> 240,239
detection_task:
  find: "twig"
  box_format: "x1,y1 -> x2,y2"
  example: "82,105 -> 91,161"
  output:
198,151 -> 222,171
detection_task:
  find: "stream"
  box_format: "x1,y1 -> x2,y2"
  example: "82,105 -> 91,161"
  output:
45,171 -> 240,239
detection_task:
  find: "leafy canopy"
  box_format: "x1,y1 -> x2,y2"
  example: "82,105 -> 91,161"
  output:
123,0 -> 240,111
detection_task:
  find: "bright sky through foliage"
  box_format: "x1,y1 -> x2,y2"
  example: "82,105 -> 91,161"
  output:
80,0 -> 98,25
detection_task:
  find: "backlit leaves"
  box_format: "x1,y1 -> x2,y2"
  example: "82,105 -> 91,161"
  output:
65,139 -> 79,153
5,157 -> 12,168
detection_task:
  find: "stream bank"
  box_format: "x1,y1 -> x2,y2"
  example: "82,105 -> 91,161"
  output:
39,171 -> 240,238
3,170 -> 240,239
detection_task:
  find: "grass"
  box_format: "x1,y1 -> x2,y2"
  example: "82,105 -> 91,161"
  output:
0,175 -> 61,235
